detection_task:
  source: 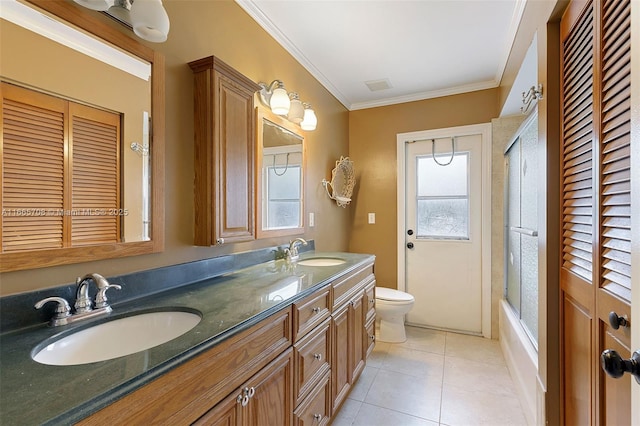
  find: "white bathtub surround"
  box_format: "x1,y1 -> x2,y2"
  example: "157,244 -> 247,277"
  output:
499,299 -> 537,425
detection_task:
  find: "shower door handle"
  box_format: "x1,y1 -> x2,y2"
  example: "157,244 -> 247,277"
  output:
510,226 -> 538,237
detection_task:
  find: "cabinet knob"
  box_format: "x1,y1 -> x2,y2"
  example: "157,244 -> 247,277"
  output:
216,238 -> 225,245
608,311 -> 629,330
313,353 -> 322,361
601,349 -> 640,384
312,306 -> 321,314
313,413 -> 323,422
369,334 -> 375,342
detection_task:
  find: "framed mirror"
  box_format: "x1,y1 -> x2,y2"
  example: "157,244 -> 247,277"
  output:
0,0 -> 164,272
256,106 -> 305,239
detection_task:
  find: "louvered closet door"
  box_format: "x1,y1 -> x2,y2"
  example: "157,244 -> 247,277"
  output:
70,103 -> 121,245
560,0 -> 632,424
1,83 -> 66,252
596,0 -> 631,423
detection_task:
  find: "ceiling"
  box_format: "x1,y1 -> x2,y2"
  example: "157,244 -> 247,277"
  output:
236,0 -> 528,112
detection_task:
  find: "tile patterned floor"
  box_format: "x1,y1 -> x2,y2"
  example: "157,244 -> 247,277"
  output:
332,326 -> 528,426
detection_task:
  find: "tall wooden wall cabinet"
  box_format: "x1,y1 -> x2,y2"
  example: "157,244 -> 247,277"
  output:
189,56 -> 260,246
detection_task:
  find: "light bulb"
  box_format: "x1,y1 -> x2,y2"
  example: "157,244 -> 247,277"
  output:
130,0 -> 170,43
300,106 -> 317,131
287,94 -> 304,123
269,87 -> 290,115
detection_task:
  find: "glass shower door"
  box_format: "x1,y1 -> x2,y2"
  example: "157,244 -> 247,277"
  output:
505,113 -> 539,345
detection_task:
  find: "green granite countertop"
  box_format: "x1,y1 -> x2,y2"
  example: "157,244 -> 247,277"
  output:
0,251 -> 374,426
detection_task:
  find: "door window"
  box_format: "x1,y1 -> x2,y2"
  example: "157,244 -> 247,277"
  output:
415,152 -> 469,239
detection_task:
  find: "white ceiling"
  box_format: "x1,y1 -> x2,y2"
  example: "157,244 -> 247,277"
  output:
237,0 -> 528,111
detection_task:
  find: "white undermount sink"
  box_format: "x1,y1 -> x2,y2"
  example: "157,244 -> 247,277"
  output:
297,257 -> 346,267
32,310 -> 201,366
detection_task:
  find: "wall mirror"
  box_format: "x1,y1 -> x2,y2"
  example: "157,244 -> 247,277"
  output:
0,0 -> 164,272
256,106 -> 305,239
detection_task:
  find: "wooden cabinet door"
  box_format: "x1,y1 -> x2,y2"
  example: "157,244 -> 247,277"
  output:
244,349 -> 294,426
560,0 -> 632,424
193,391 -> 241,426
331,303 -> 350,411
189,56 -> 260,246
349,291 -> 366,383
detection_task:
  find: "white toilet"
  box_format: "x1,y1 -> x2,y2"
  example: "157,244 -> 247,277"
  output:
375,287 -> 415,343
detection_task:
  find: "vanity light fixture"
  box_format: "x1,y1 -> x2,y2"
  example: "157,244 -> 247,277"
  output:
300,104 -> 317,131
258,81 -> 317,131
73,0 -> 170,43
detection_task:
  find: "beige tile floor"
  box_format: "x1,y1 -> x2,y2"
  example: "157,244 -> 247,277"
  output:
332,326 -> 528,426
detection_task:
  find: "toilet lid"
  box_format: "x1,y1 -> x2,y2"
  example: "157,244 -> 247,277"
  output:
376,287 -> 414,302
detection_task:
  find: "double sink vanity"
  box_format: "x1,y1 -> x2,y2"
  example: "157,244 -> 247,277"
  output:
0,246 -> 376,425
0,3 -> 375,425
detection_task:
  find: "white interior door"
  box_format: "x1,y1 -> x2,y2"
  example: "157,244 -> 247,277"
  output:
405,134 -> 483,334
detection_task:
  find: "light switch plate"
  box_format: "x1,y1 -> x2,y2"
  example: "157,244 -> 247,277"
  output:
309,212 -> 315,227
368,213 -> 375,224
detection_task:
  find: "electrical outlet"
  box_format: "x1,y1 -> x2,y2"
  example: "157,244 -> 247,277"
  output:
368,213 -> 375,224
309,212 -> 315,227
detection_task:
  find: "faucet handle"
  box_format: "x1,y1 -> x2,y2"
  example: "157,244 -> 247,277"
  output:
35,297 -> 72,324
95,284 -> 121,309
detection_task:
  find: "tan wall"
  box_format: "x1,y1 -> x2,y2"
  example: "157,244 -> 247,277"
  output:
347,89 -> 500,289
0,0 -> 350,295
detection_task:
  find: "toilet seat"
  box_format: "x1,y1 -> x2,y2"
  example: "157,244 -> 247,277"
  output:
376,287 -> 414,303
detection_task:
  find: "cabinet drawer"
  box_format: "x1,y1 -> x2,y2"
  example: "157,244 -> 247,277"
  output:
294,371 -> 331,426
365,280 -> 376,322
293,286 -> 330,341
332,263 -> 374,310
294,318 -> 331,405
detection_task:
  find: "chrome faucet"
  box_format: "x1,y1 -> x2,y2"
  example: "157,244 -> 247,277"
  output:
35,273 -> 121,326
285,238 -> 308,262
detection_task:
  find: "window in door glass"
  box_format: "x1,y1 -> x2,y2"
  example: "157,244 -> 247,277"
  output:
416,152 -> 469,239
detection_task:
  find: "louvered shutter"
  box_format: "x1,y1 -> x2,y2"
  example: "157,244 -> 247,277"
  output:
599,0 -> 631,300
70,104 -> 121,246
562,4 -> 595,283
1,83 -> 122,252
1,84 -> 66,252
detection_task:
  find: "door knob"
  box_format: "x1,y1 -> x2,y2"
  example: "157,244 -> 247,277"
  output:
600,349 -> 640,384
608,311 -> 628,330
407,242 -> 414,249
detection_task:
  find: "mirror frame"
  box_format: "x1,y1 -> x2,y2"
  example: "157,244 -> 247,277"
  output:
255,105 -> 305,239
0,0 -> 165,272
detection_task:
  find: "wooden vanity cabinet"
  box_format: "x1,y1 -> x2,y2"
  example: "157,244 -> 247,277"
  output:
79,261 -> 375,426
79,308 -> 292,425
189,56 -> 260,246
330,263 -> 375,413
